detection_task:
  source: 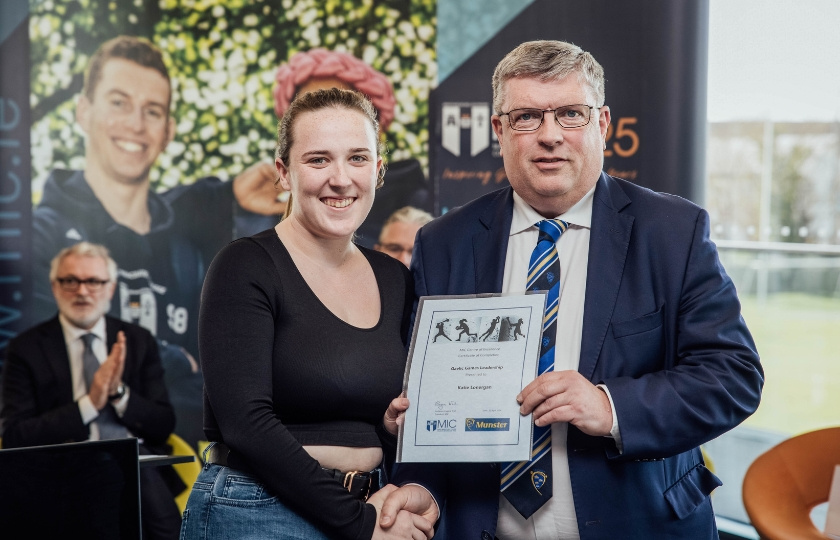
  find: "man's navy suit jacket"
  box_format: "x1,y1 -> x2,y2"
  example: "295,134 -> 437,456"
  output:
2,315 -> 175,449
394,173 -> 764,540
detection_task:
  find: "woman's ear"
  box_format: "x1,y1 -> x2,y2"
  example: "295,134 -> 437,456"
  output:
275,158 -> 293,192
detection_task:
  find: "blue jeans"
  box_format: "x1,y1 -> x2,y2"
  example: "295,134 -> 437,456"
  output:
180,462 -> 333,540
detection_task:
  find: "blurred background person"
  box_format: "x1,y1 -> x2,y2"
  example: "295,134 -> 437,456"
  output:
182,88 -> 434,539
2,242 -> 181,540
272,48 -> 432,247
374,206 -> 433,267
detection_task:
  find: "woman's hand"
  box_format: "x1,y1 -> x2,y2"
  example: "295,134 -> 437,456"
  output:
383,396 -> 410,436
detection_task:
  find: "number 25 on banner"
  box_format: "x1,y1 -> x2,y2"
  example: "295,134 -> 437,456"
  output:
604,117 -> 639,158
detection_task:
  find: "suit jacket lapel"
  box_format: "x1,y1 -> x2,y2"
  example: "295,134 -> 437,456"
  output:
41,317 -> 75,404
473,188 -> 514,293
579,174 -> 634,381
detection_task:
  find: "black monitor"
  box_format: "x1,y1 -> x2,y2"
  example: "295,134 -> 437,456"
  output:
0,438 -> 141,538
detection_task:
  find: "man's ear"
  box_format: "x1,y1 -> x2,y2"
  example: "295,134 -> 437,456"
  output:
163,116 -> 176,150
598,106 -> 611,139
104,280 -> 117,302
275,158 -> 292,192
491,115 -> 505,155
76,95 -> 91,135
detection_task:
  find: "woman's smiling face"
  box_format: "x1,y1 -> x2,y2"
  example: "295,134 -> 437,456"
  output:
276,106 -> 382,241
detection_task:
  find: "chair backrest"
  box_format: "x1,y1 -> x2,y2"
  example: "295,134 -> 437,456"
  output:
742,427 -> 840,540
167,432 -> 202,514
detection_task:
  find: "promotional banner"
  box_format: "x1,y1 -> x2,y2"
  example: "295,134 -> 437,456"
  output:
432,0 -> 709,213
0,0 -> 32,357
1,0 -> 437,446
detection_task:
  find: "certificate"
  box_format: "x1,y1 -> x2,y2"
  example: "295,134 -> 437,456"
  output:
397,293 -> 546,463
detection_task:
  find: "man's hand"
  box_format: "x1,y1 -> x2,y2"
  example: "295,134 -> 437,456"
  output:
383,396 -> 410,436
232,161 -> 288,216
89,331 -> 126,410
517,370 -> 613,436
369,484 -> 436,540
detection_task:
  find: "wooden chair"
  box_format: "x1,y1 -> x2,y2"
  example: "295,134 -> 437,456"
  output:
742,427 -> 840,539
167,433 -> 202,513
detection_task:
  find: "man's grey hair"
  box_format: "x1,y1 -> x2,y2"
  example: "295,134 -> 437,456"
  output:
381,206 -> 434,238
49,242 -> 118,283
492,40 -> 606,114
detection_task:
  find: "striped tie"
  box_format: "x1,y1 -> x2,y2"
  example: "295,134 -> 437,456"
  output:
501,219 -> 568,518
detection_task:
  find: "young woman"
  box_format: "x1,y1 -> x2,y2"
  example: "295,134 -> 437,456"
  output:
181,88 -> 434,540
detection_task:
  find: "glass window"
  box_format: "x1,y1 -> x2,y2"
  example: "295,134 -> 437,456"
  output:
705,0 -> 840,532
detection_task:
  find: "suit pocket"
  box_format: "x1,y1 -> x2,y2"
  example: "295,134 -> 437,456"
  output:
611,306 -> 663,339
664,463 -> 722,519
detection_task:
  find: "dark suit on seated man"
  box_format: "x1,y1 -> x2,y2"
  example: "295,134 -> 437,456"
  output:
1,242 -> 181,540
379,40 -> 764,540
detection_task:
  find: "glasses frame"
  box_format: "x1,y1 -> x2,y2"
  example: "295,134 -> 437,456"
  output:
379,243 -> 413,256
499,104 -> 597,131
55,276 -> 112,292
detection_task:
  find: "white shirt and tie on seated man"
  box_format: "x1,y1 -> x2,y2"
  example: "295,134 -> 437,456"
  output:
1,241 -> 182,540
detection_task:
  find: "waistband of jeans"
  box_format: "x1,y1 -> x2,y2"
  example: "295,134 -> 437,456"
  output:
203,441 -> 380,500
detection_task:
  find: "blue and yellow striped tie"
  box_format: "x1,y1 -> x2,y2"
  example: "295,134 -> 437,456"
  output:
501,218 -> 568,518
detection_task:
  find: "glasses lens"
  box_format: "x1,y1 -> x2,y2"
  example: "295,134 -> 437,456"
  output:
508,109 -> 544,131
57,277 -> 107,291
383,244 -> 410,255
57,278 -> 79,291
554,105 -> 591,128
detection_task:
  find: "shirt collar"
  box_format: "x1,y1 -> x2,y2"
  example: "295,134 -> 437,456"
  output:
509,185 -> 596,236
59,314 -> 107,346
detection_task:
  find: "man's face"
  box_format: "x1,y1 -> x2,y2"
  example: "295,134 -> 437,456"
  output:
375,221 -> 422,267
51,254 -> 116,330
491,75 -> 610,217
76,58 -> 175,186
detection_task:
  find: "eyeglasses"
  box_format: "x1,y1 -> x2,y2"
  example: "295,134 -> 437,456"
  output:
499,104 -> 596,131
380,244 -> 413,256
55,277 -> 111,292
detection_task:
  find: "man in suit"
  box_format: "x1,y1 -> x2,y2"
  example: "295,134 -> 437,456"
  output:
2,242 -> 181,539
379,40 -> 764,539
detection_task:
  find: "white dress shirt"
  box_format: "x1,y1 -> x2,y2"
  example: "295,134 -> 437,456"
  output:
495,188 -> 621,540
59,315 -> 130,440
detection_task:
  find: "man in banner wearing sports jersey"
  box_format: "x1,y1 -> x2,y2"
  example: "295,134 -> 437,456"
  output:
31,36 -> 284,446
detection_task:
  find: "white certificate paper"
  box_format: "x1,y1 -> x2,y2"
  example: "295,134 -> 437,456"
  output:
397,293 -> 546,463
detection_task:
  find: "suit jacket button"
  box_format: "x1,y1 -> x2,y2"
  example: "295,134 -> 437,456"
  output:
481,531 -> 493,540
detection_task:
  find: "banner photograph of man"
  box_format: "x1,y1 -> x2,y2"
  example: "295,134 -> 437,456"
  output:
21,2 -> 438,445
30,35 -> 281,447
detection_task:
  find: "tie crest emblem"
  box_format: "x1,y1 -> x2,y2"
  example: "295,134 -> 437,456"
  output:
531,469 -> 549,494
